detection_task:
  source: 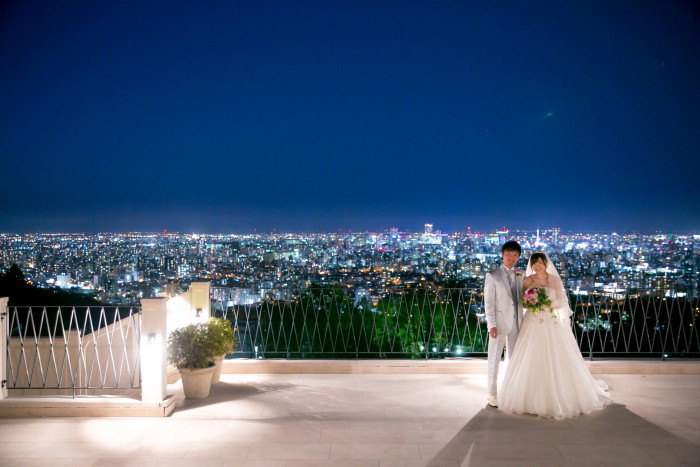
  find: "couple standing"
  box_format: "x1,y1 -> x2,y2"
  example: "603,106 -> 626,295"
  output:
484,241 -> 610,419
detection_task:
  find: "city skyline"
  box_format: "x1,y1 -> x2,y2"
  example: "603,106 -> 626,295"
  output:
2,229 -> 696,310
1,1 -> 699,233
0,224 -> 698,235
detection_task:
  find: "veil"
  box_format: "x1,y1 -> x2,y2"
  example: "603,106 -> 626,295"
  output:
526,252 -> 573,322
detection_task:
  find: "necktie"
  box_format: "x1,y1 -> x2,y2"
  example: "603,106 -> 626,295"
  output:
509,270 -> 519,330
505,268 -> 515,295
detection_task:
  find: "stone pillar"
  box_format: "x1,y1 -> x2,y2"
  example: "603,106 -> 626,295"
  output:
141,297 -> 168,403
190,281 -> 211,319
0,297 -> 8,399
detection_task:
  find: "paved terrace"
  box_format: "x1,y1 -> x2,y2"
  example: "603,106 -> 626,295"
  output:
1,360 -> 699,466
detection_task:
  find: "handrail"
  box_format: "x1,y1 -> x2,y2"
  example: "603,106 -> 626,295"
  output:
4,306 -> 141,393
211,287 -> 699,359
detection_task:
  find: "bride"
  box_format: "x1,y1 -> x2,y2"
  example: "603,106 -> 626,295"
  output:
499,252 -> 610,419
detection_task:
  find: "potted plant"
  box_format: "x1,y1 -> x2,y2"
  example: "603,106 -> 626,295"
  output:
206,317 -> 238,383
167,323 -> 217,399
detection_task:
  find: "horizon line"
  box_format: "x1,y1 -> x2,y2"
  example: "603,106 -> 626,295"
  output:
1,228 -> 698,236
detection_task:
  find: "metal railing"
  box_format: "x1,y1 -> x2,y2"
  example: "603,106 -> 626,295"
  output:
571,291 -> 699,359
212,286 -> 700,359
4,306 -> 141,394
4,287 -> 696,395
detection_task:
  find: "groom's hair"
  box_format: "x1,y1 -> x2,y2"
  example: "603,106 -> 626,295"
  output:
502,241 -> 521,255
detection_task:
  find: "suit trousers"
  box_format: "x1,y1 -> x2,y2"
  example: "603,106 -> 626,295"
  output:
487,324 -> 520,397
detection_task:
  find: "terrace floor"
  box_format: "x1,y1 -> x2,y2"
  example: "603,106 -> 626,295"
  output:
1,360 -> 699,466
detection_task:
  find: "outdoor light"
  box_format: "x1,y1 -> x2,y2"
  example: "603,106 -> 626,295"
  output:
196,308 -> 202,317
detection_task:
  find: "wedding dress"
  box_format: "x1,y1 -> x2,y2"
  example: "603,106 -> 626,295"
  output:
499,254 -> 610,420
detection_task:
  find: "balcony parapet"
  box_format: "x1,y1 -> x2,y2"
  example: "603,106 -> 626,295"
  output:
220,358 -> 700,375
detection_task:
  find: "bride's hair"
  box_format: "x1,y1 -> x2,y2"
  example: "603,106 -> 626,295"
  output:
530,252 -> 547,266
526,251 -> 574,322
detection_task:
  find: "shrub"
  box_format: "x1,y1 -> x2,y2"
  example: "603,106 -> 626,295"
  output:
167,323 -> 217,370
206,317 -> 238,356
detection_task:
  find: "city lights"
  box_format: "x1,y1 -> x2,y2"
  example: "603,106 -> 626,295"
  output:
0,228 -> 696,306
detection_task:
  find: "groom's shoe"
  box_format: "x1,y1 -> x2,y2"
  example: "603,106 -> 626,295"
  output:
487,395 -> 499,408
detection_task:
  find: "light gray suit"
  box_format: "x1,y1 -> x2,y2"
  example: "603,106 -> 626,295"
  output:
484,264 -> 524,397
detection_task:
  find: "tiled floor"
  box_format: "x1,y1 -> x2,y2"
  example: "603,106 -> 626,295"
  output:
1,371 -> 699,466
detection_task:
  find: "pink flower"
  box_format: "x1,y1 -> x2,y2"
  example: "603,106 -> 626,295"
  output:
521,286 -> 554,319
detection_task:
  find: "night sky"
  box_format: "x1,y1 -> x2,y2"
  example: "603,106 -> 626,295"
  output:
1,1 -> 698,234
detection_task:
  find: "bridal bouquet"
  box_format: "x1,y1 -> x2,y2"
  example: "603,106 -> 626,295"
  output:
522,287 -> 552,315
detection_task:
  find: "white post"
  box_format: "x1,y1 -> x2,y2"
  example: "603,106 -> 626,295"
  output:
0,297 -> 8,399
190,281 -> 211,319
140,297 -> 168,403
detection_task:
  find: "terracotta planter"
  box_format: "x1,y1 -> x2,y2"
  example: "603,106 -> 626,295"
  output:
211,355 -> 225,383
179,364 -> 215,399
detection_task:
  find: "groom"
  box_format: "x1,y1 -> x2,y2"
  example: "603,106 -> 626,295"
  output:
484,240 -> 523,407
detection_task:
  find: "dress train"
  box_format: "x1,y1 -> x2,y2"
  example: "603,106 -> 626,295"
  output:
499,288 -> 610,419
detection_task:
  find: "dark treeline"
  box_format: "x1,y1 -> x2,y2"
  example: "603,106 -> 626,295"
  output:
217,285 -> 699,359
0,264 -> 100,306
2,264 -> 136,338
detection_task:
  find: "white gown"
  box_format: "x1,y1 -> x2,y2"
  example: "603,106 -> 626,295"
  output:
499,286 -> 610,419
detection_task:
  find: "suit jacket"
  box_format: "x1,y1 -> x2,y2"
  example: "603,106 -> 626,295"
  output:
484,265 -> 524,334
